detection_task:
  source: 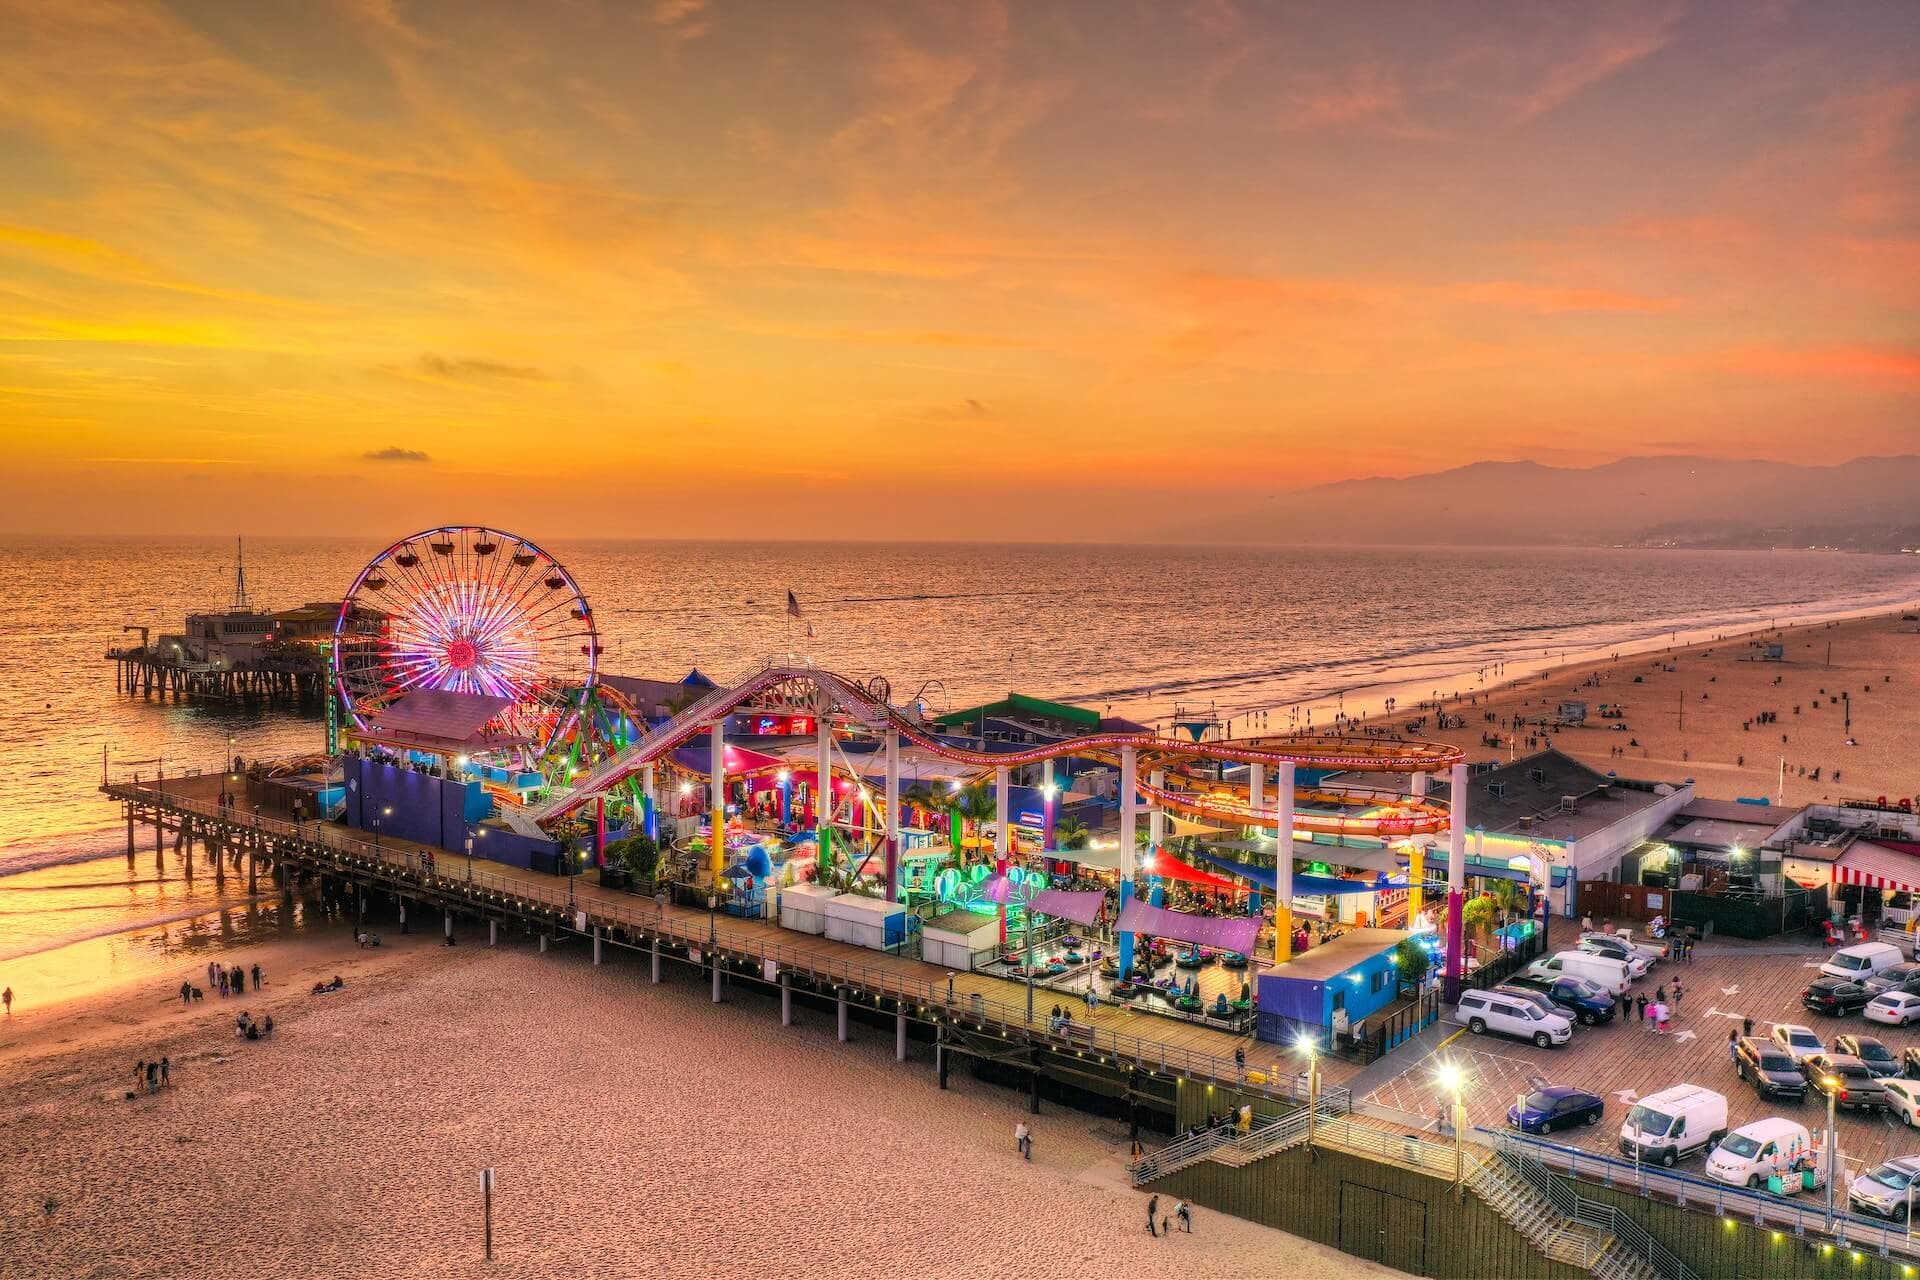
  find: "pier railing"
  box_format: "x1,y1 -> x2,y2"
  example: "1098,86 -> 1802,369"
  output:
107,778 -> 1325,1104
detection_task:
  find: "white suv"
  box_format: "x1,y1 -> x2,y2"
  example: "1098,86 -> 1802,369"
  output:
1457,990 -> 1574,1048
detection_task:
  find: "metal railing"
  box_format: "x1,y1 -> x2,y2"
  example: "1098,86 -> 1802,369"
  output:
1491,1134 -> 1689,1279
1314,1115 -> 1466,1179
1129,1111 -> 1311,1182
110,777 -> 1322,1103
1490,1130 -> 1920,1265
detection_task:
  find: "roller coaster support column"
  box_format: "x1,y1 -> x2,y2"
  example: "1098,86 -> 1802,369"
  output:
709,720 -> 727,882
1274,762 -> 1296,963
1041,759 -> 1055,850
1148,769 -> 1165,849
1444,762 -> 1467,1001
1407,773 -> 1428,924
642,763 -> 658,843
883,729 -> 901,901
816,712 -> 834,870
994,765 -> 1011,945
1248,763 -> 1265,831
1118,747 -> 1138,976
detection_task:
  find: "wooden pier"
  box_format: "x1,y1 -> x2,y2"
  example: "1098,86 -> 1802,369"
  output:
102,772 -> 1337,1133
105,646 -> 324,705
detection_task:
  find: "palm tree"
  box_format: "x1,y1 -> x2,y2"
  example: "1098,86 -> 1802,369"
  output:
1488,878 -> 1522,927
902,782 -> 938,829
953,782 -> 997,862
1053,814 -> 1090,851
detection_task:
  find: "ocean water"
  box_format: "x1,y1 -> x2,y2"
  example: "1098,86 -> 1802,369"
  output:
4,536 -> 1920,1004
8,536 -> 1920,877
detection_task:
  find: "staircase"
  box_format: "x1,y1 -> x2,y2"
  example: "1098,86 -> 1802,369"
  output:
1129,1110 -> 1315,1183
1466,1157 -> 1610,1270
1592,1239 -> 1661,1280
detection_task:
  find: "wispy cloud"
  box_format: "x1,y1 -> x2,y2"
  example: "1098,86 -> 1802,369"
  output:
364,445 -> 432,463
414,355 -> 550,382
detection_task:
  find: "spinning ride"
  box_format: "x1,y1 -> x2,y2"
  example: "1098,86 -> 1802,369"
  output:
332,526 -> 599,761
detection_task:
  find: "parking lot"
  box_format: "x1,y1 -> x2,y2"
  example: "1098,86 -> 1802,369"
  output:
1364,933 -> 1920,1186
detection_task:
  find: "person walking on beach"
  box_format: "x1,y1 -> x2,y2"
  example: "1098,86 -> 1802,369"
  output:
179,981 -> 191,1005
144,1061 -> 158,1094
207,961 -> 217,989
251,963 -> 263,989
1146,1195 -> 1159,1237
2,986 -> 10,1015
1176,1200 -> 1193,1233
217,970 -> 228,998
159,1057 -> 170,1087
1015,1121 -> 1029,1158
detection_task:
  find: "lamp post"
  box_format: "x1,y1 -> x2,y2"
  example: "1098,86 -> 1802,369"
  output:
1435,1060 -> 1467,1194
1296,1035 -> 1322,1151
1821,1073 -> 1840,1229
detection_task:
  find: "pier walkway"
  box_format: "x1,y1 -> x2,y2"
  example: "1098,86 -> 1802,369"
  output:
103,772 -> 1353,1113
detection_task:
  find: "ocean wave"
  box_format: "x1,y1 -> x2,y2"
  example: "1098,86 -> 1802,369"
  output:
0,897 -> 268,965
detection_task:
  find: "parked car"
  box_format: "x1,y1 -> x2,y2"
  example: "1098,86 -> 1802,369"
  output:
1770,1023 -> 1825,1064
1864,991 -> 1920,1027
1882,1079 -> 1920,1129
1801,1053 -> 1888,1112
1862,960 -> 1920,996
1523,950 -> 1632,997
1506,975 -> 1617,1025
1706,1117 -> 1815,1189
1834,1034 -> 1903,1079
1848,1155 -> 1920,1221
1576,933 -> 1653,977
1802,977 -> 1873,1016
1618,1085 -> 1727,1167
1820,941 -> 1906,982
1457,989 -> 1574,1048
1507,1085 -> 1605,1135
1734,1036 -> 1809,1101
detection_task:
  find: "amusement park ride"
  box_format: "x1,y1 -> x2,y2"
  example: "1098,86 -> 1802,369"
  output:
326,525 -> 1479,990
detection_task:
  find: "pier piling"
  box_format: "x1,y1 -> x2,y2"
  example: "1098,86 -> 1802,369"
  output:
837,991 -> 849,1042
650,940 -> 661,984
538,933 -> 547,954
710,959 -> 722,1003
780,972 -> 791,1025
444,909 -> 453,942
936,1024 -> 949,1090
895,1009 -> 907,1061
488,920 -> 498,947
592,927 -> 602,965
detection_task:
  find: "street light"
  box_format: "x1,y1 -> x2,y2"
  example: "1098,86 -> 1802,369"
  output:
1295,1034 -> 1322,1152
1820,1074 -> 1840,1228
1435,1060 -> 1467,1193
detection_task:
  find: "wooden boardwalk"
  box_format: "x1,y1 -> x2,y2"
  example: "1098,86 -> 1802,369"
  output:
108,773 -> 1349,1102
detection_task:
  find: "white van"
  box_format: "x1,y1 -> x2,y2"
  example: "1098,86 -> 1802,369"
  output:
1456,989 -> 1574,1048
1821,942 -> 1905,982
1524,950 -> 1632,997
1618,1085 -> 1727,1167
1705,1117 -> 1814,1189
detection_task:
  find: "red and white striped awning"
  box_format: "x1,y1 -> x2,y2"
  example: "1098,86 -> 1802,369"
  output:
1833,842 -> 1920,894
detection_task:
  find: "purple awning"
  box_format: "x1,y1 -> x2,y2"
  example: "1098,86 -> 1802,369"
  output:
1030,889 -> 1105,926
1117,901 -> 1261,953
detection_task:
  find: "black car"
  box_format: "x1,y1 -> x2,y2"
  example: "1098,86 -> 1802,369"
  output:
1803,1053 -> 1888,1112
1863,962 -> 1920,997
1508,975 -> 1617,1025
1734,1036 -> 1808,1101
1803,978 -> 1873,1016
1507,1085 -> 1606,1135
1835,1034 -> 1904,1079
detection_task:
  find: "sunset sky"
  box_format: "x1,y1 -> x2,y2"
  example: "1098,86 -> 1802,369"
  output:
0,0 -> 1914,540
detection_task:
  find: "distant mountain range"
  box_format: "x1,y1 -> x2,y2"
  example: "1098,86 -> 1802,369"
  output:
1186,455 -> 1920,551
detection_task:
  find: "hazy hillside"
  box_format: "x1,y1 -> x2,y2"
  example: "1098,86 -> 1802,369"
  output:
1185,456 -> 1920,549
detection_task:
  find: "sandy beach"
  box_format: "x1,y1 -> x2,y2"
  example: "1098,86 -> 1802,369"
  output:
0,921 -> 1394,1279
1367,610 -> 1920,806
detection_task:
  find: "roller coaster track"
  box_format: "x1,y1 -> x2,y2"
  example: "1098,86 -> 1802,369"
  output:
522,665 -> 1463,834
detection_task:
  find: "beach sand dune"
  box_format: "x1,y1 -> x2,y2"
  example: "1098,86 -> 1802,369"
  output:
0,932 -> 1394,1279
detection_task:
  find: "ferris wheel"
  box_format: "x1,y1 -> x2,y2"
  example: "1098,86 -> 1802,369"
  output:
332,526 -> 599,757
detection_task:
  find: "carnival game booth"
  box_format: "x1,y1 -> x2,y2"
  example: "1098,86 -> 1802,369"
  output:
1254,927 -> 1413,1051
922,908 -> 1002,970
824,892 -> 911,954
